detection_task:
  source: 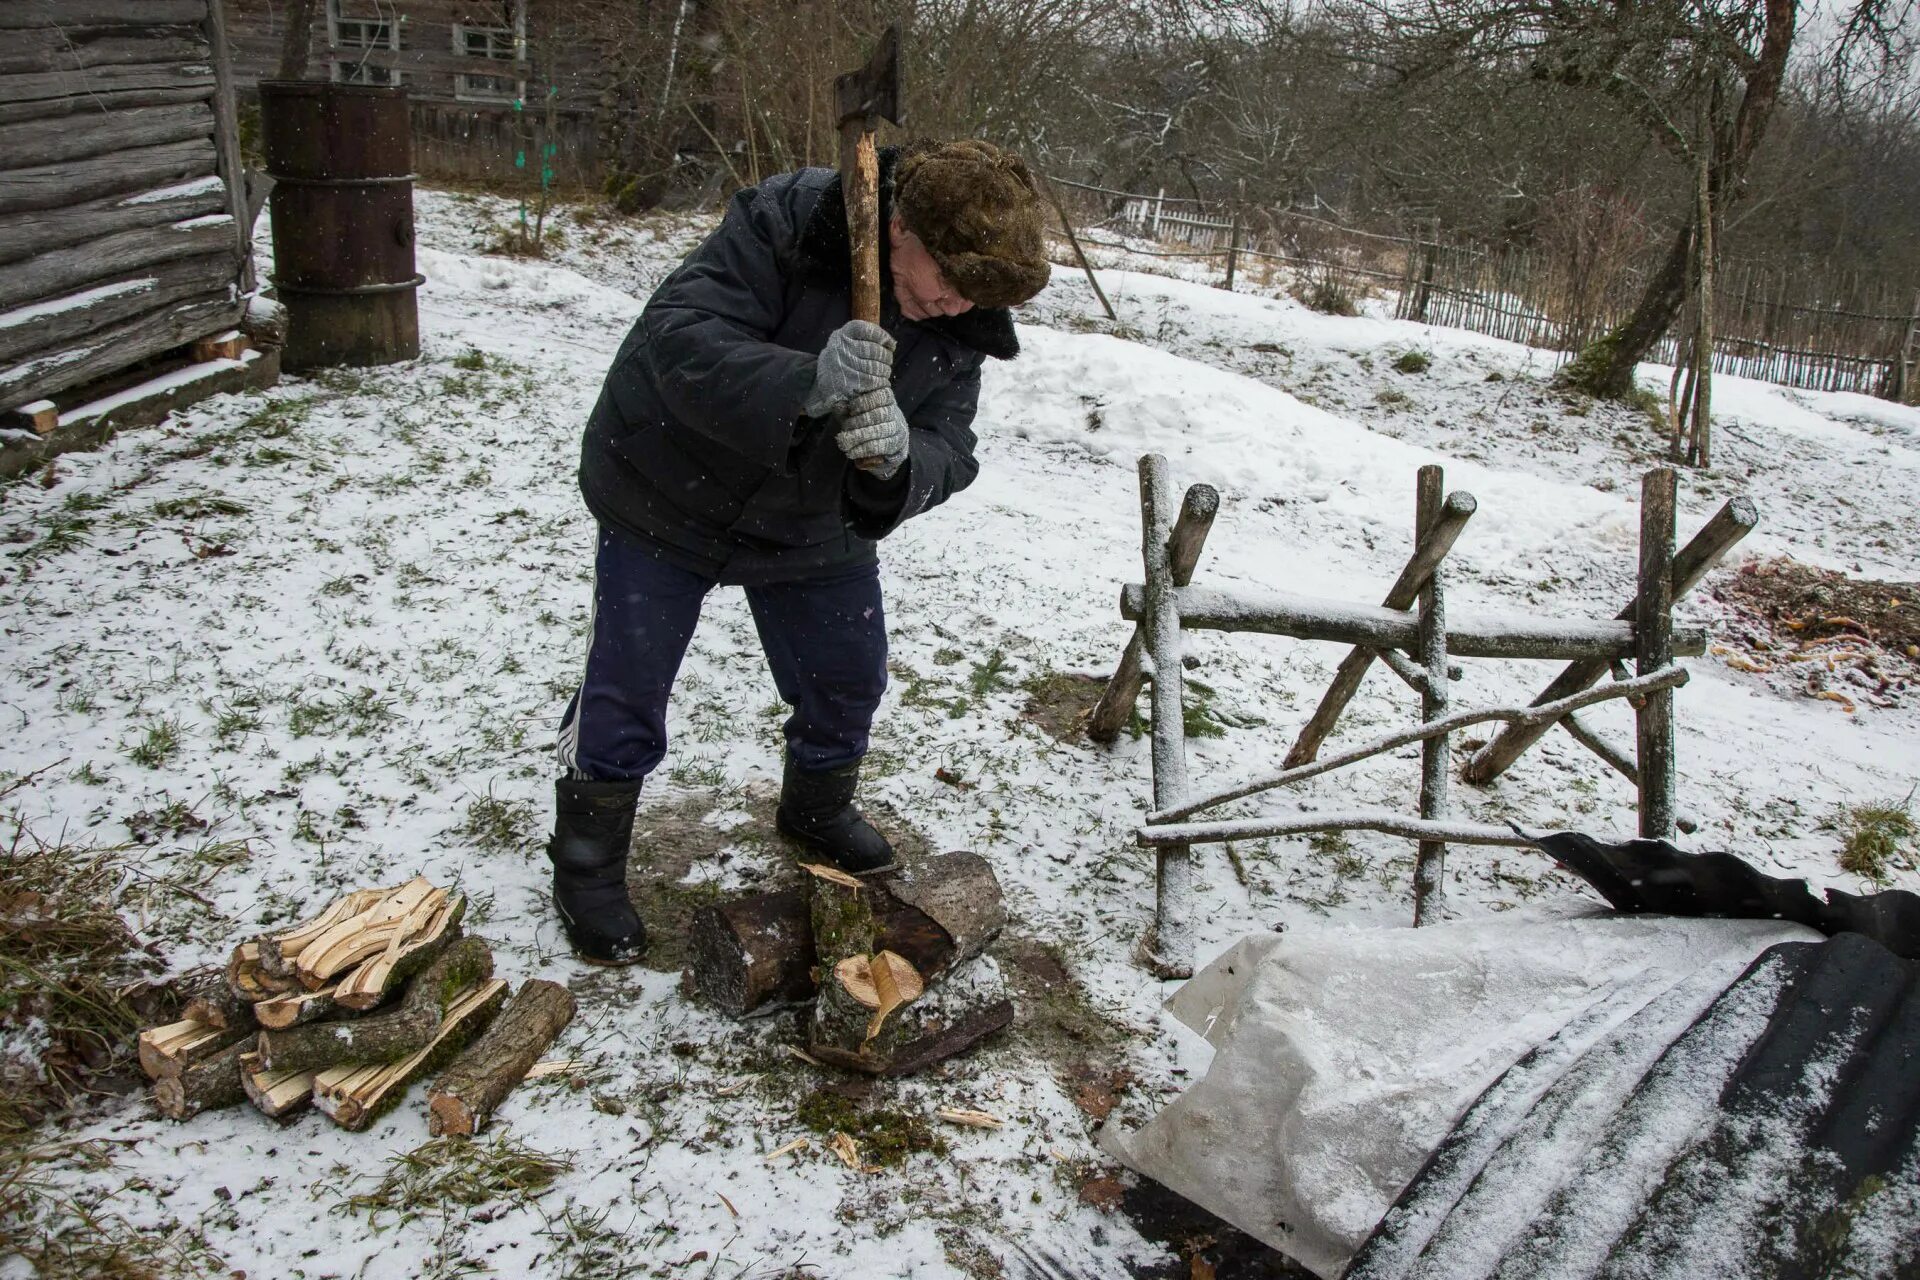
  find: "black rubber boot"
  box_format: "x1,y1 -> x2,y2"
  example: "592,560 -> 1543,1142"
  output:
547,777 -> 647,966
775,757 -> 898,875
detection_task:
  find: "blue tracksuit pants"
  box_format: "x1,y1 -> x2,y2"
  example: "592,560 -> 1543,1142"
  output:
556,524 -> 888,782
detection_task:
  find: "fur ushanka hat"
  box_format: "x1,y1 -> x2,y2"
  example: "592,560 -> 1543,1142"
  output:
893,139 -> 1050,309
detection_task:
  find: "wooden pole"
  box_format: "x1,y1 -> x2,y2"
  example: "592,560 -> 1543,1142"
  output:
1040,175 -> 1117,323
1635,469 -> 1678,838
1153,667 -> 1687,824
1689,109 -> 1714,469
1285,490 -> 1477,766
1088,484 -> 1219,742
1413,466 -> 1449,926
1223,212 -> 1240,291
1464,495 -> 1757,783
1139,454 -> 1194,978
1118,585 -> 1706,660
1139,810 -> 1536,849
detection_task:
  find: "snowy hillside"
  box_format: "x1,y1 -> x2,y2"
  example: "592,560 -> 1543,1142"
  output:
1,188 -> 1915,1278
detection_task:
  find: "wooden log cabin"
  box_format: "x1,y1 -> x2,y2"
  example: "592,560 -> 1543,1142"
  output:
0,0 -> 279,477
220,0 -> 605,185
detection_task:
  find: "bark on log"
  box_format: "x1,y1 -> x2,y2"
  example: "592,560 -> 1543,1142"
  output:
0,84 -> 214,126
426,979 -> 577,1137
0,97 -> 211,168
0,215 -> 235,312
153,1036 -> 249,1120
0,27 -> 208,78
1118,583 -> 1708,661
0,2 -> 209,29
178,969 -> 254,1032
252,984 -> 342,1030
0,254 -> 237,366
1087,483 -> 1220,742
805,863 -> 878,968
256,936 -> 494,1075
0,137 -> 215,216
313,979 -> 509,1132
1,292 -> 243,409
808,956 -> 1014,1077
686,852 -> 1005,1016
0,60 -> 216,109
0,174 -> 225,265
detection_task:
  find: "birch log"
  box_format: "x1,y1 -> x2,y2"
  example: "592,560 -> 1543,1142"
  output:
255,937 -> 493,1074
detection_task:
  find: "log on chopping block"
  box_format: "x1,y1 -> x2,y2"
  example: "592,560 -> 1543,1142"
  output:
809,953 -> 1015,1077
240,1055 -> 315,1120
426,979 -> 577,1137
138,1017 -> 250,1081
255,936 -> 494,1075
313,978 -> 509,1132
687,852 -> 1006,1016
152,1037 -> 251,1120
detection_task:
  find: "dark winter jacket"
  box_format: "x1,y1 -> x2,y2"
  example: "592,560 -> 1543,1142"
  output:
578,150 -> 1022,585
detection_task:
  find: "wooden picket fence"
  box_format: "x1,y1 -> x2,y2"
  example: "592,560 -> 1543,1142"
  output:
1044,175 -> 1920,404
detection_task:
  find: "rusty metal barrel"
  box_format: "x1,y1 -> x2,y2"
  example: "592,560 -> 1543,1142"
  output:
258,82 -> 421,370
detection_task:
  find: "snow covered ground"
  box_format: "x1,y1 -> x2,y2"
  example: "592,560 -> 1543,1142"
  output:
2,186 -> 1916,1278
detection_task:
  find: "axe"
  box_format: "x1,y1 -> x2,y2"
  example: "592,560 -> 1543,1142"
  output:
835,25 -> 903,328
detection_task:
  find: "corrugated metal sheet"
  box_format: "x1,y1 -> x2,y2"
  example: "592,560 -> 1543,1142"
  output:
1349,931 -> 1920,1279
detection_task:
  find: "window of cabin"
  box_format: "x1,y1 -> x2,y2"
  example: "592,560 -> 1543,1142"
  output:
455,71 -> 522,103
328,0 -> 400,51
334,60 -> 401,85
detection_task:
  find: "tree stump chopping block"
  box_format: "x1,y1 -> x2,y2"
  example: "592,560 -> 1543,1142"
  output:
808,954 -> 1015,1076
686,852 -> 1007,1016
427,978 -> 577,1137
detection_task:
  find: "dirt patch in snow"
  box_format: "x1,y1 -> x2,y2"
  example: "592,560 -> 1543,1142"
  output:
1712,557 -> 1920,656
1020,671 -> 1114,743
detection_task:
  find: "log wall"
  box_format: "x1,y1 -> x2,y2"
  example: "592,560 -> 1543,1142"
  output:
0,0 -> 253,414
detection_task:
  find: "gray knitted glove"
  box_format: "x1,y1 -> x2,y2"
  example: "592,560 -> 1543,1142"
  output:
836,385 -> 911,479
803,320 -> 894,419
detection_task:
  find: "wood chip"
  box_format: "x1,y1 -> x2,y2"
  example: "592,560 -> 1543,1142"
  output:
936,1108 -> 1005,1130
713,1079 -> 753,1097
763,1137 -> 809,1162
828,1132 -> 861,1170
785,1046 -> 824,1067
521,1059 -> 579,1081
799,862 -> 865,890
716,1191 -> 740,1217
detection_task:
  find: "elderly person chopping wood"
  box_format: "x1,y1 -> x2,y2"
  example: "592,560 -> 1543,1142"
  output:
544,140 -> 1050,965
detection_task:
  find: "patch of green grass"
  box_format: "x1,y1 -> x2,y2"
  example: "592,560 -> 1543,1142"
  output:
932,646 -> 966,666
336,1134 -> 569,1229
286,688 -> 396,738
967,649 -> 1015,700
125,718 -> 184,769
1392,349 -> 1433,374
795,1089 -> 947,1168
451,348 -> 489,371
13,514 -> 91,563
1836,798 -> 1917,883
460,792 -> 537,855
152,496 -> 248,520
1375,387 -> 1413,409
59,491 -> 109,514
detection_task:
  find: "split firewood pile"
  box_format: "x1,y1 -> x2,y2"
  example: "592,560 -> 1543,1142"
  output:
137,877 -> 575,1133
1709,556 -> 1919,714
687,852 -> 1014,1075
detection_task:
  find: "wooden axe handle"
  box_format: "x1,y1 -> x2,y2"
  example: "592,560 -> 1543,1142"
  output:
841,124 -> 883,325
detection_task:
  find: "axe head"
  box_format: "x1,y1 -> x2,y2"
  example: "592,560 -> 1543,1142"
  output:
835,24 -> 902,128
